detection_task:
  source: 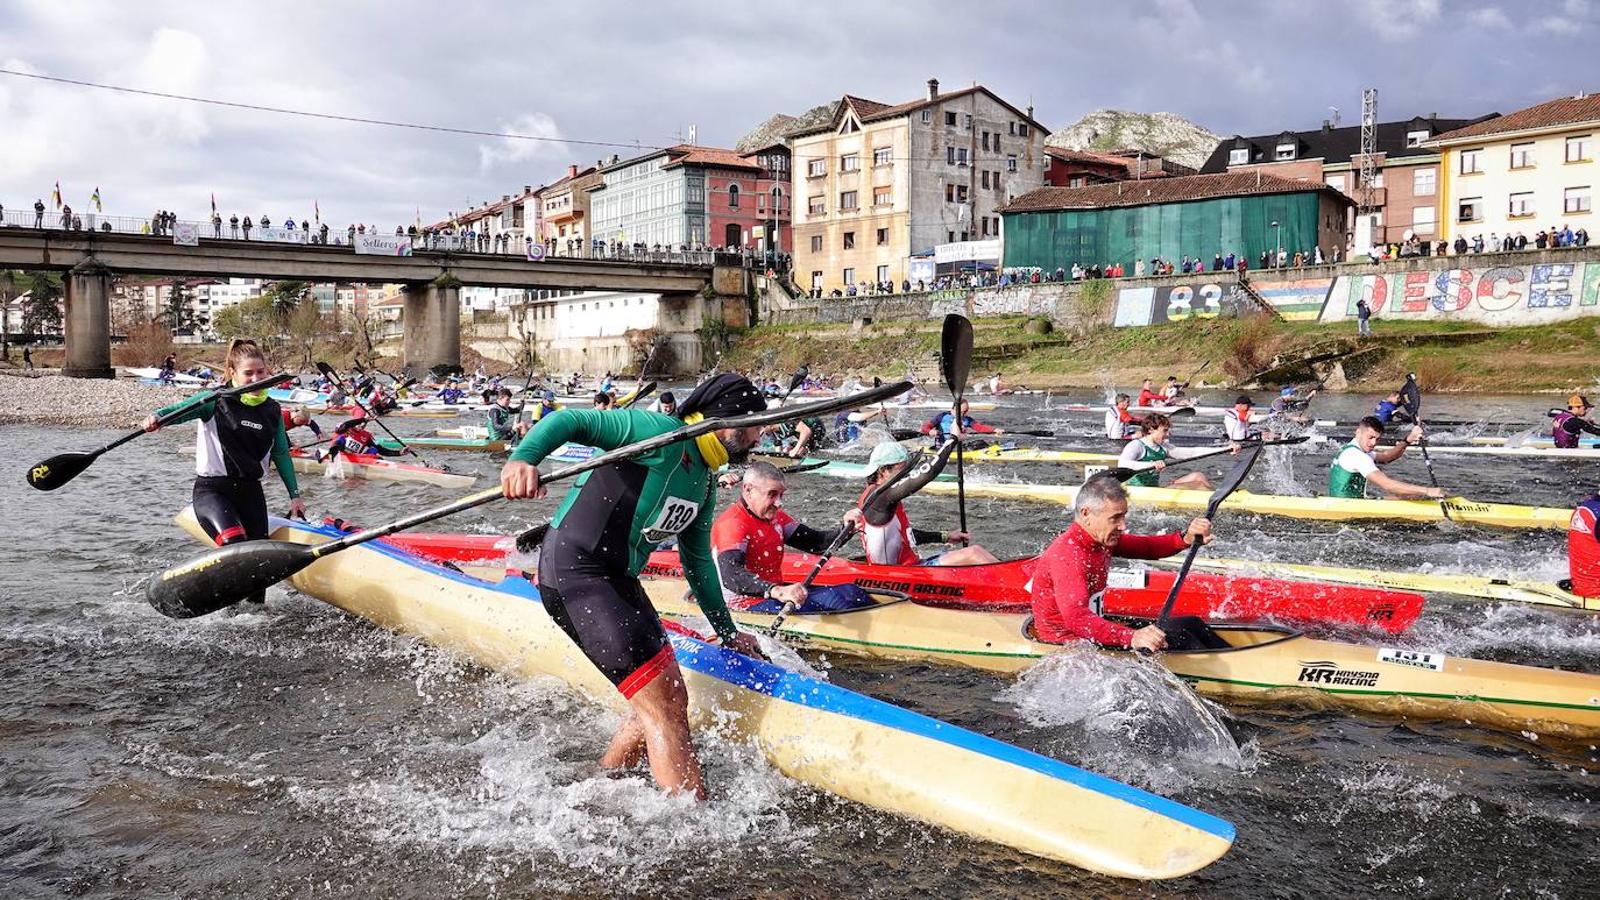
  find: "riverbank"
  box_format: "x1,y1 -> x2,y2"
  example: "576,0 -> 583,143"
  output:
723,315 -> 1600,393
0,374 -> 189,428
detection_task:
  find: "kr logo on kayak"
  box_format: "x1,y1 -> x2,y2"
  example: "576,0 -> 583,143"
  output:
1296,660 -> 1380,688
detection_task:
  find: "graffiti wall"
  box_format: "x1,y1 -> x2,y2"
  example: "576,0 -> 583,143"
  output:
1323,262 -> 1600,324
1252,276 -> 1334,321
1112,280 -> 1251,327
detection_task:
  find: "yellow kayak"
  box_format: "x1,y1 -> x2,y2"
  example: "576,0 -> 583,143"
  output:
962,445 -> 1121,466
169,510 -> 1235,880
922,481 -> 1570,530
643,581 -> 1600,740
1180,558 -> 1598,612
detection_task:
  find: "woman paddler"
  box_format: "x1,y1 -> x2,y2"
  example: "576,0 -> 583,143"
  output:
498,373 -> 768,799
142,339 -> 305,602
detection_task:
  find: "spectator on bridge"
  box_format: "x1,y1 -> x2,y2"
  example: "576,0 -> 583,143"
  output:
212,212 -> 222,239
285,218 -> 296,232
1472,234 -> 1485,253
242,216 -> 252,239
59,205 -> 72,229
34,199 -> 45,228
260,215 -> 271,230
319,223 -> 329,244
1578,228 -> 1591,246
229,215 -> 239,238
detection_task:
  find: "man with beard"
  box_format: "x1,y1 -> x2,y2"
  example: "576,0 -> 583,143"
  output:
499,374 -> 768,799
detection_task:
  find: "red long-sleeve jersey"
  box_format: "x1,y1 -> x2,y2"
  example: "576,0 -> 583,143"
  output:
1031,522 -> 1190,647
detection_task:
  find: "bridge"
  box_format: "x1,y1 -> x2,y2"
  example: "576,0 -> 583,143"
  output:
0,227 -> 741,377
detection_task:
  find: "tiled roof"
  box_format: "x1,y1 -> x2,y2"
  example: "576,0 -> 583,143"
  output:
1198,115 -> 1485,172
999,170 -> 1350,213
1429,92 -> 1600,143
788,85 -> 1047,138
660,144 -> 763,171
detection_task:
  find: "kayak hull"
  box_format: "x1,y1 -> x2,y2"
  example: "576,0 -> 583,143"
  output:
169,511 -> 1235,880
923,482 -> 1570,530
288,450 -> 477,489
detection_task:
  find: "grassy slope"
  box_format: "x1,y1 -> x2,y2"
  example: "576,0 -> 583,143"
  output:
724,315 -> 1600,393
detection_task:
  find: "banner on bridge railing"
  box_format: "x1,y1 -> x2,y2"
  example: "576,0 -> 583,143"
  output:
354,234 -> 413,256
255,227 -> 308,245
172,222 -> 199,247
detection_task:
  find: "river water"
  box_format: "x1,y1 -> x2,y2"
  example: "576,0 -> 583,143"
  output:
1,389 -> 1595,898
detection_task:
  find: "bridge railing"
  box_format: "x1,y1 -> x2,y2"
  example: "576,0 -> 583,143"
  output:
0,206 -> 777,270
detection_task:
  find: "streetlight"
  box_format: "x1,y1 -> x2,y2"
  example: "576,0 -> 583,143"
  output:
1271,220 -> 1281,267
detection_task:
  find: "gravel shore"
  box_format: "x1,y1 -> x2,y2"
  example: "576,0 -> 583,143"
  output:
0,374 -> 192,428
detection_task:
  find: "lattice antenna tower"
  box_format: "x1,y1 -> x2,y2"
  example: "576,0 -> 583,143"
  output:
1358,88 -> 1378,218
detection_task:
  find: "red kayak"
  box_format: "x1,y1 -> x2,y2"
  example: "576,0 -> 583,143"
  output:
375,531 -> 1425,634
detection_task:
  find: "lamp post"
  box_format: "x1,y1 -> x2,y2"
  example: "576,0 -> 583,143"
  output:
1271,220 -> 1281,267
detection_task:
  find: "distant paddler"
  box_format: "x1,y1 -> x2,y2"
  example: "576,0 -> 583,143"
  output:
853,442 -> 997,565
711,461 -> 865,613
323,417 -> 404,461
1031,475 -> 1225,652
486,387 -> 531,442
498,373 -> 770,799
1105,393 -> 1137,440
1137,378 -> 1163,408
1550,394 -> 1600,449
1118,413 -> 1238,490
1221,396 -> 1258,442
1371,389 -> 1412,427
281,407 -> 323,442
1568,488 -> 1600,598
1327,416 -> 1444,500
928,398 -> 1006,443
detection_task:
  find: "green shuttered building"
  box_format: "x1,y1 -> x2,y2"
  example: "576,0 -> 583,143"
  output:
999,172 -> 1353,273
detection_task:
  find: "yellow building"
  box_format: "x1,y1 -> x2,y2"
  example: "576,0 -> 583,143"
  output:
788,79 -> 1047,295
1430,92 -> 1600,243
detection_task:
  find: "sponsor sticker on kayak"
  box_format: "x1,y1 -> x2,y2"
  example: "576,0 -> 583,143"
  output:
1107,569 -> 1147,590
1376,648 -> 1446,672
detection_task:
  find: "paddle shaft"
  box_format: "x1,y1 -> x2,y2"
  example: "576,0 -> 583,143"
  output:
941,315 -> 973,541
1153,444 -> 1263,629
768,526 -> 856,635
319,362 -> 441,469
1403,375 -> 1453,523
1106,437 -> 1306,482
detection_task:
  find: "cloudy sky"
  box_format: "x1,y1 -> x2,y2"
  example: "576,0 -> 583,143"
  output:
1,0 -> 1595,228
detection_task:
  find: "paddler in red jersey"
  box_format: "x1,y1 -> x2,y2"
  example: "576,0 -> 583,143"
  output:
1567,491 -> 1600,598
856,441 -> 997,566
710,461 -> 866,612
1031,474 -> 1228,652
281,408 -> 323,442
321,417 -> 402,461
1136,378 -> 1163,408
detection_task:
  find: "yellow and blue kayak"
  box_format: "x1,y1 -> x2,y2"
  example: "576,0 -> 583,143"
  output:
170,510 -> 1236,880
922,481 -> 1570,530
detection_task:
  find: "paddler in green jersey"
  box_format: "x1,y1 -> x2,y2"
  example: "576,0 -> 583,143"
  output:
1116,413 -> 1237,489
1327,416 -> 1444,499
498,373 -> 769,800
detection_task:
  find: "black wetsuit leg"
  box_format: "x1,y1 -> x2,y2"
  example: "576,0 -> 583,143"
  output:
193,476 -> 270,603
536,538 -> 671,698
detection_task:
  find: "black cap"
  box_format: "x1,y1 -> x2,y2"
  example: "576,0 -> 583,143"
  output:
677,374 -> 766,420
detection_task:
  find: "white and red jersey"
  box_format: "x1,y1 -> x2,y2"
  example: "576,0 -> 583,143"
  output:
856,483 -> 921,566
711,501 -> 798,603
1569,495 -> 1600,598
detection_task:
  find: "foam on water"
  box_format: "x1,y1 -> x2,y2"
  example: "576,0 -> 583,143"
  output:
997,645 -> 1257,794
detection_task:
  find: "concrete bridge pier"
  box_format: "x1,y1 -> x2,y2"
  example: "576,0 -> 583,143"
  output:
62,261 -> 115,378
402,276 -> 461,373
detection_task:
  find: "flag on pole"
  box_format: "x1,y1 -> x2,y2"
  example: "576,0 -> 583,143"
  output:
210,192 -> 217,215
314,200 -> 320,224
90,187 -> 102,212
52,181 -> 62,209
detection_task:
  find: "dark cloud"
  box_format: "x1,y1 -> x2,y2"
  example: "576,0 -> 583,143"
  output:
0,0 -> 1593,228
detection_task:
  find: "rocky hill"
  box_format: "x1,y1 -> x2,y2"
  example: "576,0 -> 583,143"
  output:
734,102 -> 839,153
1046,110 -> 1220,170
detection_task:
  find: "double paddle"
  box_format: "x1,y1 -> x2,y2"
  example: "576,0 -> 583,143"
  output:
940,314 -> 974,542
1152,443 -> 1265,634
146,380 -> 913,619
25,372 -> 296,491
1100,437 -> 1307,483
1400,374 -> 1453,523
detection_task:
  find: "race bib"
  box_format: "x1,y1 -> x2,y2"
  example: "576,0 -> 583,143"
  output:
642,497 -> 700,544
1088,589 -> 1106,615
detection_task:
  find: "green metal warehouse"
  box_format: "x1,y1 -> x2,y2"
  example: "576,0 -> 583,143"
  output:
999,171 -> 1353,273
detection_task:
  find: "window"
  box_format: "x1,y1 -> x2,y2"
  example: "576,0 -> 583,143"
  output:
981,170 -> 990,189
1406,129 -> 1431,148
873,187 -> 891,206
876,227 -> 888,245
756,193 -> 764,211
1510,143 -> 1535,169
1228,147 -> 1249,165
876,265 -> 889,283
1008,122 -> 1016,135
1457,196 -> 1482,222
993,170 -> 1003,191
956,148 -> 969,167
1369,171 -> 1385,188
946,147 -> 956,165
957,184 -> 968,203
945,184 -> 955,202
810,270 -> 822,289
1459,149 -> 1484,174
809,235 -> 822,253
959,230 -> 968,241
840,153 -> 860,172
843,231 -> 855,249
1006,155 -> 1018,173
1275,141 -> 1297,160
992,137 -> 1001,156
1068,175 -> 1085,188
947,230 -> 955,243
727,184 -> 739,208
807,158 -> 825,178
872,147 -> 892,166
1413,168 -> 1436,196
945,111 -> 957,126
1325,175 -> 1345,191
981,131 -> 990,150
1565,134 -> 1594,163
1412,206 -> 1436,234
1018,123 -> 1029,137
1566,185 -> 1592,213
980,217 -> 990,237
839,190 -> 858,210
963,114 -> 972,130
1508,191 -> 1535,218
808,195 -> 824,215
920,109 -> 932,124
842,267 -> 855,284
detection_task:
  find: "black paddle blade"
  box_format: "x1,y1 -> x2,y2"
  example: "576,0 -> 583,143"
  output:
146,540 -> 318,619
1401,375 -> 1421,419
514,522 -> 550,553
1203,444 -> 1264,518
787,367 -> 808,394
25,450 -> 99,491
315,361 -> 337,378
1165,407 -> 1197,418
940,315 -> 973,396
